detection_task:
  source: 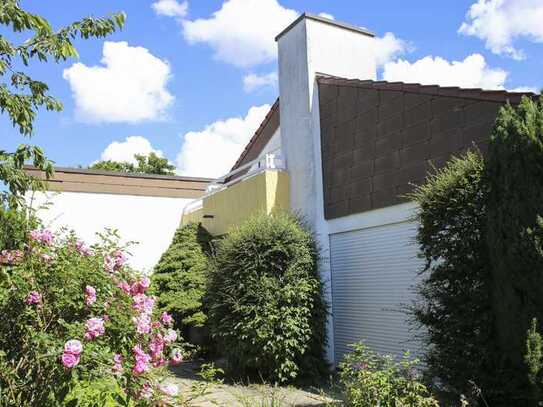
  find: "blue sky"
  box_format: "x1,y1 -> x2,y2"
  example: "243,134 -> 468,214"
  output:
1,0 -> 542,179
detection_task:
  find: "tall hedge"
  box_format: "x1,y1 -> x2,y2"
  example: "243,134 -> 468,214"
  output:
486,96 -> 543,400
409,152 -> 498,399
411,96 -> 543,406
207,213 -> 327,383
151,222 -> 212,330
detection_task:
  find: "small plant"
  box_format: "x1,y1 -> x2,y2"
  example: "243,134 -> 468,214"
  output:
525,318 -> 543,405
208,213 -> 328,384
339,342 -> 439,407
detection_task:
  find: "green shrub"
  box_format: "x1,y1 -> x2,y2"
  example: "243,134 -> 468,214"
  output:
152,223 -> 212,330
409,96 -> 543,406
207,213 -> 327,383
408,151 -> 499,400
339,342 -> 439,407
486,95 -> 543,400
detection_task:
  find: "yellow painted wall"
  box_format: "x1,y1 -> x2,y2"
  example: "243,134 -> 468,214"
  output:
182,170 -> 289,236
181,207 -> 203,227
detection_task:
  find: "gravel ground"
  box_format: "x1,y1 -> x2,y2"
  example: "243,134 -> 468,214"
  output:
168,361 -> 342,407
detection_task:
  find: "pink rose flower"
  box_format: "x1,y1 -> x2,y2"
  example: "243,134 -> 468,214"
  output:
84,317 -> 105,340
117,281 -> 131,294
84,285 -> 96,306
132,345 -> 151,375
112,250 -> 127,270
161,311 -> 173,326
138,382 -> 153,400
159,383 -> 179,397
149,334 -> 164,358
164,329 -> 177,344
64,339 -> 83,356
133,313 -> 151,334
25,291 -> 42,305
29,229 -> 54,245
0,249 -> 23,265
170,349 -> 183,365
104,255 -> 115,274
61,352 -> 80,369
130,277 -> 150,296
153,357 -> 167,368
133,294 -> 155,315
75,240 -> 93,256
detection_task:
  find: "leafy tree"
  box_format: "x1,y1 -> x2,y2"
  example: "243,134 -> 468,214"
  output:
151,222 -> 212,332
89,160 -> 135,173
0,0 -> 125,205
90,152 -> 176,175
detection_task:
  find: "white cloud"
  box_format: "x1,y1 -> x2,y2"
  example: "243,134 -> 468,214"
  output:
182,0 -> 298,68
375,32 -> 410,66
243,72 -> 278,92
318,12 -> 335,20
63,41 -> 173,123
152,0 -> 188,18
99,136 -> 164,165
176,104 -> 271,178
382,54 -> 508,90
459,0 -> 543,60
509,86 -> 538,93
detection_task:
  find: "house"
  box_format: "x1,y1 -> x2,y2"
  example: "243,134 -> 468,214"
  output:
26,166 -> 211,272
182,13 -> 538,365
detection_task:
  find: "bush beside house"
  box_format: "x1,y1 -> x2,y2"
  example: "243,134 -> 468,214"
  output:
410,95 -> 543,406
207,213 -> 328,384
151,223 -> 212,340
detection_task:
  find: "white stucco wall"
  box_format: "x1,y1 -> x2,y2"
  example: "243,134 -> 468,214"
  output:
28,191 -> 192,273
277,16 -> 377,363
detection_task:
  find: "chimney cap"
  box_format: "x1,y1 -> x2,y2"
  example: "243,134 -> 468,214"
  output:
275,12 -> 375,42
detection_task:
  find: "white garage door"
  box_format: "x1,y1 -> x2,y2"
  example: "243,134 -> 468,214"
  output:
330,220 -> 424,364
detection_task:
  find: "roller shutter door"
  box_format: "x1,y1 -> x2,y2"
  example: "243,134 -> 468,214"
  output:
330,221 -> 424,364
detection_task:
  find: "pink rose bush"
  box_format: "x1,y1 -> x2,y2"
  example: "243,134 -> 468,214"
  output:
0,229 -> 187,406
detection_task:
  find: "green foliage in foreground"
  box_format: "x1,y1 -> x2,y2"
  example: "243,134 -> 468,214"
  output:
339,342 -> 439,407
208,213 -> 328,384
486,95 -> 543,400
152,223 -> 212,330
90,153 -> 176,176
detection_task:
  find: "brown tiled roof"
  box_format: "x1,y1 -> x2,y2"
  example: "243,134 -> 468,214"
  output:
317,76 -> 539,104
231,98 -> 280,171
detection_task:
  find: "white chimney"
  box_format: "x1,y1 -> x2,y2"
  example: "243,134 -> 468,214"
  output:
276,13 -> 377,225
276,14 -> 377,364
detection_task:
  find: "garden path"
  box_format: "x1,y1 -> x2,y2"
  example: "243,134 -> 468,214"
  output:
169,361 -> 341,407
